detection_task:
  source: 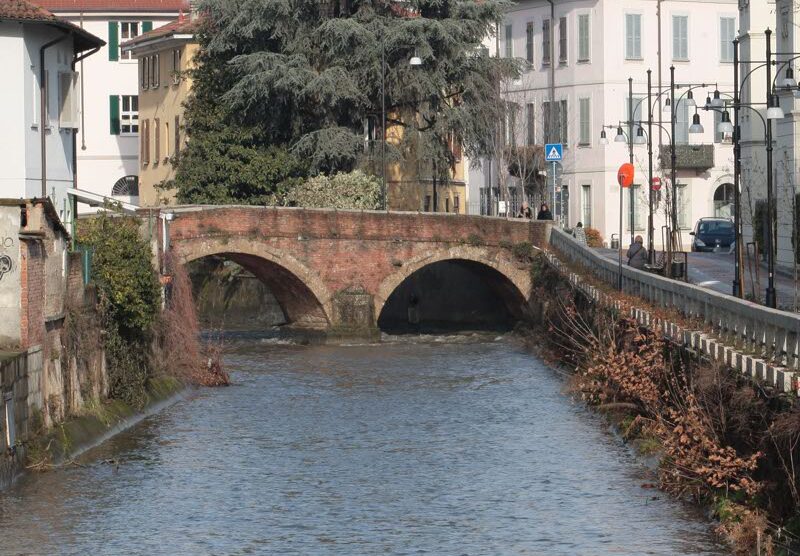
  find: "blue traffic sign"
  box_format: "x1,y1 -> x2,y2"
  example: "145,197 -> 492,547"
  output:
544,143 -> 563,161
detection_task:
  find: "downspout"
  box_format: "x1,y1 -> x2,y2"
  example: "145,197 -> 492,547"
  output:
40,31 -> 70,199
79,11 -> 86,151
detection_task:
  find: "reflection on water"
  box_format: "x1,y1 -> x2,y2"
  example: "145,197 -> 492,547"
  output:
0,334 -> 727,555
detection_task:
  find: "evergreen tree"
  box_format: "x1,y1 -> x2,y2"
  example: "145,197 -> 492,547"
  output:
169,0 -> 517,204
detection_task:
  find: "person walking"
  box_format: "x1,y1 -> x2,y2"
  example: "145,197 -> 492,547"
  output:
626,235 -> 648,270
536,203 -> 553,220
573,222 -> 587,245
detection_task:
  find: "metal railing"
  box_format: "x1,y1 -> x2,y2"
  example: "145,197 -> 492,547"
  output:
548,227 -> 800,369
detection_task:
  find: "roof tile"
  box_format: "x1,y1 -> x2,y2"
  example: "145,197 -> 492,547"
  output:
34,0 -> 188,12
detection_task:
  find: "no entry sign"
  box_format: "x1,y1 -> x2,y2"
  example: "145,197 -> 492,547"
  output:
651,177 -> 662,190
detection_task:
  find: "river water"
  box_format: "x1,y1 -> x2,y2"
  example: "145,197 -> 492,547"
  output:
0,334 -> 727,555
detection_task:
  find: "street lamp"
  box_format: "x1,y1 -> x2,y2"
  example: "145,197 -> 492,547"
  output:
599,129 -> 608,144
688,111 -> 704,134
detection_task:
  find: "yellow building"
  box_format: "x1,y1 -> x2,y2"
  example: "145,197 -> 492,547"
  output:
385,125 -> 467,214
122,14 -> 199,207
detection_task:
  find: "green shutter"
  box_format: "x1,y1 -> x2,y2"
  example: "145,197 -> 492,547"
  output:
142,21 -> 153,33
110,95 -> 120,135
108,21 -> 119,61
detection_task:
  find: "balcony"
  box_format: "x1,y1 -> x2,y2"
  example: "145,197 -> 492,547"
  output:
658,144 -> 714,171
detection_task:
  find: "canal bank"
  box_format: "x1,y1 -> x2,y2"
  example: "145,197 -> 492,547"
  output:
0,335 -> 728,555
532,250 -> 800,553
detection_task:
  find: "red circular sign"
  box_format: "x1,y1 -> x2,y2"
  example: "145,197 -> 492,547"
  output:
651,177 -> 662,190
617,163 -> 634,188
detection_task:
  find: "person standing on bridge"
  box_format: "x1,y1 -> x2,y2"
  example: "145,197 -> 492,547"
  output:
537,203 -> 552,220
517,203 -> 532,219
626,235 -> 648,270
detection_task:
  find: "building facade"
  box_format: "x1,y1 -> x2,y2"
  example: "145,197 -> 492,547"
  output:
471,0 -> 738,249
0,0 -> 104,228
36,0 -> 187,210
123,13 -> 199,206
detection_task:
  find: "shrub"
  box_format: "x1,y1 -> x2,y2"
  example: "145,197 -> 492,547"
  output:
512,241 -> 533,261
77,215 -> 161,407
585,227 -> 603,247
284,170 -> 382,210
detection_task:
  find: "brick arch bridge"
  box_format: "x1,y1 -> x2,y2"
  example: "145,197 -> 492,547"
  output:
147,207 -> 552,335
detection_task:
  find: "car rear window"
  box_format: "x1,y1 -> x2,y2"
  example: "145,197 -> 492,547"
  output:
698,221 -> 734,233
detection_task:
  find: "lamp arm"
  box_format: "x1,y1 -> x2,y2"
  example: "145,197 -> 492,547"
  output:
771,53 -> 800,89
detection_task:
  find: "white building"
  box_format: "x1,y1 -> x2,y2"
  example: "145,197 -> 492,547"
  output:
0,0 -> 104,227
470,0 -> 739,250
37,0 -> 187,210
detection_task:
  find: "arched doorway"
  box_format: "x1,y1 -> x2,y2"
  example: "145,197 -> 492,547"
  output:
713,183 -> 734,218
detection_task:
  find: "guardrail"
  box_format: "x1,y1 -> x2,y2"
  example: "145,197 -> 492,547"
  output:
548,227 -> 800,370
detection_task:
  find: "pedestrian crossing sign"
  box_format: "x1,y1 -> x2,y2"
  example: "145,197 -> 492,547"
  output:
545,143 -> 563,161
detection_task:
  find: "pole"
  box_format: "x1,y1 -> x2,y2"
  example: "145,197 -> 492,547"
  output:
647,69 -> 654,264
670,65 -> 678,272
733,38 -> 744,298
552,161 -> 556,217
628,77 -> 635,245
380,28 -> 387,210
618,182 -> 623,291
765,28 -> 776,307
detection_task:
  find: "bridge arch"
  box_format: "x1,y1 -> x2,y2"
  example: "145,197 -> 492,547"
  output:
374,246 -> 532,329
172,237 -> 332,328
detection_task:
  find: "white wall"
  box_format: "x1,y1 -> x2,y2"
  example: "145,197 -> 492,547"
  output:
52,13 -> 178,210
0,23 -> 26,200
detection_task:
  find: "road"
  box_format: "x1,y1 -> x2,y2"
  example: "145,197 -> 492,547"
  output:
597,248 -> 800,312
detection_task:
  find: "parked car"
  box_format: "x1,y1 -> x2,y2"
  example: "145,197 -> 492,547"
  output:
689,217 -> 735,252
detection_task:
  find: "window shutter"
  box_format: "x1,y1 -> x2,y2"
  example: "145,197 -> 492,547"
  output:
142,21 -> 153,33
108,21 -> 119,61
109,95 -> 120,135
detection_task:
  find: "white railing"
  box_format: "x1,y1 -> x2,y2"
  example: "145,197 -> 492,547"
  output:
548,227 -> 800,370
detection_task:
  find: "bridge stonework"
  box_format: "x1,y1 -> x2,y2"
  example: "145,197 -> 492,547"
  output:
149,207 -> 551,335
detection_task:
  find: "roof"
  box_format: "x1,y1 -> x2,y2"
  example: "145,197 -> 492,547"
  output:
34,0 -> 189,12
0,0 -> 105,51
121,11 -> 200,51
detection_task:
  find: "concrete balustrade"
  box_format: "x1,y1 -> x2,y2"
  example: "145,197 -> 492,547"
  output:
547,227 -> 800,393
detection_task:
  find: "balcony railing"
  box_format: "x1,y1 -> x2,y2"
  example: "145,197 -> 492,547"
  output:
658,144 -> 714,171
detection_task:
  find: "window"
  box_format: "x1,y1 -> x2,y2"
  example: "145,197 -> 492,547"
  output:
31,66 -> 39,127
526,103 -> 535,145
676,183 -> 690,229
112,175 -> 139,196
675,100 -> 689,143
165,121 -> 171,159
544,100 -> 568,144
714,183 -> 735,217
542,19 -> 551,65
504,103 -> 519,147
148,54 -> 160,88
578,14 -> 590,62
625,95 -> 645,128
141,119 -> 150,166
172,48 -> 182,83
559,99 -> 568,145
445,198 -> 451,213
543,101 -> 553,143
581,184 -> 592,227
424,195 -> 431,212
579,97 -> 590,145
526,22 -> 534,65
174,115 -> 181,162
720,17 -> 735,63
141,57 -> 148,89
154,118 -> 161,164
454,195 -> 460,214
673,15 -> 688,60
58,71 -> 78,129
120,95 -> 138,135
559,16 -> 568,64
625,14 -> 642,60
505,23 -> 513,58
119,22 -> 139,60
630,184 -> 645,230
